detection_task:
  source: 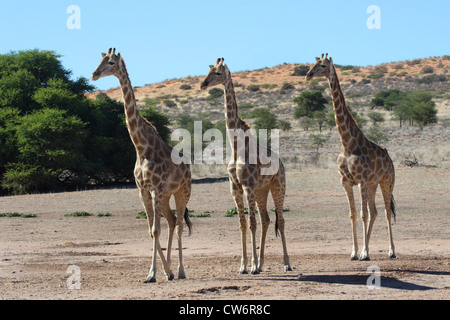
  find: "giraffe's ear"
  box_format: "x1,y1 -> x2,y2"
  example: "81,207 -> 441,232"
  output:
209,65 -> 214,69
101,53 -> 106,57
117,52 -> 121,59
315,57 -> 320,61
329,56 -> 333,63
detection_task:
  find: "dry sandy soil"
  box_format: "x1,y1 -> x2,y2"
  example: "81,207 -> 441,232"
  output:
1,165 -> 449,301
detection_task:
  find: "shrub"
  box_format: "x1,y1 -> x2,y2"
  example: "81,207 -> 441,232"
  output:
365,127 -> 389,145
293,91 -> 328,119
246,84 -> 260,92
164,99 -> 177,108
368,66 -> 387,79
179,84 -> 192,90
367,111 -> 385,126
421,66 -> 434,74
281,83 -> 295,91
417,74 -> 446,84
277,119 -> 292,131
208,88 -> 224,99
291,65 -> 310,76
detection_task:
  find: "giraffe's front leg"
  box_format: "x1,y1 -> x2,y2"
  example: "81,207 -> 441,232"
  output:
341,177 -> 358,261
230,178 -> 248,274
359,181 -> 370,261
244,187 -> 259,275
145,193 -> 174,282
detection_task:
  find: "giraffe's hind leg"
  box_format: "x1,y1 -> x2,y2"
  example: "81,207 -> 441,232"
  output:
255,186 -> 270,272
271,180 -> 291,272
174,183 -> 191,279
243,185 -> 259,275
380,179 -> 396,259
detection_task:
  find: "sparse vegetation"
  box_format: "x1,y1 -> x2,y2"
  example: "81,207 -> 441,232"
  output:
0,212 -> 36,218
64,211 -> 92,217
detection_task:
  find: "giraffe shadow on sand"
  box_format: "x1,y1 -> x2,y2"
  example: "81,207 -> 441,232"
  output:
297,274 -> 436,291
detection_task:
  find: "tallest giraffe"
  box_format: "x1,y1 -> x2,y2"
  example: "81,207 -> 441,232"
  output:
306,54 -> 396,261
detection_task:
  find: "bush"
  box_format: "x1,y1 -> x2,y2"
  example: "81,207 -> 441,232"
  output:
140,105 -> 171,143
421,66 -> 434,74
367,111 -> 385,126
164,99 -> 177,108
0,49 -> 148,194
246,84 -> 260,92
281,83 -> 295,91
368,66 -> 387,79
278,119 -> 292,131
208,88 -> 224,99
179,84 -> 192,90
291,65 -> 310,76
365,127 -> 389,145
417,74 -> 447,84
2,108 -> 88,194
293,91 -> 328,119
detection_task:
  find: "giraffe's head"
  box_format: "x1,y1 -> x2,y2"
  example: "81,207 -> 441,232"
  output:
305,53 -> 333,81
91,48 -> 122,81
200,58 -> 226,90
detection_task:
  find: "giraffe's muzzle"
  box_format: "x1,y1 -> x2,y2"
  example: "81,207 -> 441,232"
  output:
200,80 -> 208,90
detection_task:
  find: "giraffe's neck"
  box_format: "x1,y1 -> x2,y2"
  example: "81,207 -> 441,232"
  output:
327,65 -> 364,150
223,67 -> 245,131
116,60 -> 160,151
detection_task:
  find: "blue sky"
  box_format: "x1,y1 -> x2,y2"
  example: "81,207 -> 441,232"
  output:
0,0 -> 449,90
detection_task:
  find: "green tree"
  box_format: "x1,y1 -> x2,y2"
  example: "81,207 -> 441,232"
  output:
367,111 -> 385,126
308,134 -> 328,154
140,105 -> 172,144
312,111 -> 327,132
293,91 -> 328,119
3,108 -> 88,194
277,119 -> 292,131
370,89 -> 406,111
249,108 -> 278,131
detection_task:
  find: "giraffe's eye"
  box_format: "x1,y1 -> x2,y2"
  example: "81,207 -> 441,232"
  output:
215,72 -> 222,76
109,61 -> 115,65
321,65 -> 327,68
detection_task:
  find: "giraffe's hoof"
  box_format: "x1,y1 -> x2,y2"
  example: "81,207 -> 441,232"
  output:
359,256 -> 371,261
239,270 -> 248,275
166,273 -> 174,281
250,269 -> 260,275
144,277 -> 156,283
389,253 -> 397,259
349,255 -> 359,261
178,273 -> 186,280
284,265 -> 292,272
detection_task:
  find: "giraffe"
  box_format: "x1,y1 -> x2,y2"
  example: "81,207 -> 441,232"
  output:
92,48 -> 192,282
200,58 -> 291,274
306,53 -> 396,261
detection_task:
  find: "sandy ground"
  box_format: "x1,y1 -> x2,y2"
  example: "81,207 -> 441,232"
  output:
0,166 -> 449,300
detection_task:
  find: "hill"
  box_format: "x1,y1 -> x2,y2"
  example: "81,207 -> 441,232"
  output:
87,56 -> 450,177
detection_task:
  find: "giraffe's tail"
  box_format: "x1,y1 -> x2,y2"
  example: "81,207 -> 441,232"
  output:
391,195 -> 396,223
184,208 -> 193,236
275,209 -> 279,238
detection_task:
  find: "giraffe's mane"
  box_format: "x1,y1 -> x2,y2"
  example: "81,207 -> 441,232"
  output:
330,63 -> 359,128
225,66 -> 251,131
120,57 -> 159,134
